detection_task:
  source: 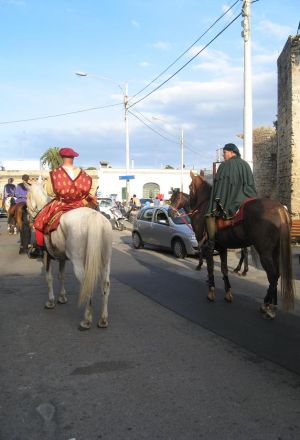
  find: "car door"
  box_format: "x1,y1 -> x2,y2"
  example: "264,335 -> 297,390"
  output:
137,208 -> 154,243
151,208 -> 172,247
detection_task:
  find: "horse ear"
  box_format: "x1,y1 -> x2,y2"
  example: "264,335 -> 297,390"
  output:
190,170 -> 195,179
200,169 -> 205,178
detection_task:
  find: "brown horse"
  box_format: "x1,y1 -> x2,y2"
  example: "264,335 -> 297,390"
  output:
170,190 -> 249,276
7,201 -> 32,254
188,172 -> 295,319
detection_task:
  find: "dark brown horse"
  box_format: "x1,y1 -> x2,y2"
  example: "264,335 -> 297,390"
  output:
8,201 -> 31,254
170,190 -> 249,276
187,172 -> 295,319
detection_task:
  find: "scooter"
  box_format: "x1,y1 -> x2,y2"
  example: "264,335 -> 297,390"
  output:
98,205 -> 125,231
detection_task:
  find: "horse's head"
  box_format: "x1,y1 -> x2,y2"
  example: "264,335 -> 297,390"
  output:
26,182 -> 49,219
170,189 -> 181,209
189,170 -> 211,209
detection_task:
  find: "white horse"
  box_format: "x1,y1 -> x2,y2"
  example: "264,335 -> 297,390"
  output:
26,182 -> 113,330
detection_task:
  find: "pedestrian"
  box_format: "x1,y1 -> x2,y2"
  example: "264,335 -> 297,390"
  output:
205,143 -> 257,252
2,177 -> 16,212
29,147 -> 98,258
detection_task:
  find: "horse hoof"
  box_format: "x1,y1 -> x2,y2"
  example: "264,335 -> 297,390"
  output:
195,265 -> 202,271
97,319 -> 108,328
224,290 -> 233,303
260,304 -> 276,320
45,300 -> 55,309
207,289 -> 215,302
241,271 -> 247,277
79,321 -> 92,331
57,296 -> 68,304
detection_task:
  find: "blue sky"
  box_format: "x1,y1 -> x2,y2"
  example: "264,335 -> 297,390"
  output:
0,0 -> 298,170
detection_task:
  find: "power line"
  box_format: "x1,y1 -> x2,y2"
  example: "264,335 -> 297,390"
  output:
130,0 -> 241,102
129,110 -> 179,144
129,110 -> 202,156
0,102 -> 123,126
129,12 -> 242,109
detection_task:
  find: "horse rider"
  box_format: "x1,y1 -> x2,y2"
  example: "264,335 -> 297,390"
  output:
29,147 -> 98,258
12,174 -> 32,253
2,177 -> 16,213
205,143 -> 257,253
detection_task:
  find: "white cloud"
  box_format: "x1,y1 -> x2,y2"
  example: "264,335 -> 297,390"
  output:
152,41 -> 171,50
139,61 -> 150,68
131,19 -> 140,29
257,20 -> 293,40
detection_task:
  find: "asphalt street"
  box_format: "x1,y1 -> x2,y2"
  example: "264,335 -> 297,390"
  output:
1,217 -> 300,440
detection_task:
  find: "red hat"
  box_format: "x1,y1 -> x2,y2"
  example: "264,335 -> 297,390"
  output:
59,147 -> 79,158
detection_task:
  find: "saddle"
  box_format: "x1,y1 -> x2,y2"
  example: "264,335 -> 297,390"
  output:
216,198 -> 256,231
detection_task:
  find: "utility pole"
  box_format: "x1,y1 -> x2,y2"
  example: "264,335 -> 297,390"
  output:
180,128 -> 184,192
124,83 -> 130,204
242,0 -> 253,168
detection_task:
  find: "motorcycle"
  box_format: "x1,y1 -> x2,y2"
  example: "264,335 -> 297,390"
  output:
98,204 -> 125,231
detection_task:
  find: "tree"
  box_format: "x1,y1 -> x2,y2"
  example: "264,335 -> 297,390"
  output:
40,147 -> 63,170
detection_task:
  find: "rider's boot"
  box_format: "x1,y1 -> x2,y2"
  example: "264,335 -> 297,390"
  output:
28,245 -> 44,259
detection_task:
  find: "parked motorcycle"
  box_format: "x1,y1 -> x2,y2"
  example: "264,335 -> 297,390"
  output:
98,204 -> 125,231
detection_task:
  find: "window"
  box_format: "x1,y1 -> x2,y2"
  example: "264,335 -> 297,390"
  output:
155,210 -> 168,223
140,208 -> 153,221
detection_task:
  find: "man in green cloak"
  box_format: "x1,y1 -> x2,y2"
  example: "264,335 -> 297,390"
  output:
206,143 -> 257,250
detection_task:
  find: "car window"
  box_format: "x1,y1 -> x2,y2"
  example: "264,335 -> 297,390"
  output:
140,208 -> 154,221
168,208 -> 191,225
154,210 -> 168,223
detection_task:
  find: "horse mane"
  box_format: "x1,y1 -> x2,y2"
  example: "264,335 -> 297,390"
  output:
190,175 -> 211,210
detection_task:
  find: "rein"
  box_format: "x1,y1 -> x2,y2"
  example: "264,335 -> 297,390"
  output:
187,197 -> 210,216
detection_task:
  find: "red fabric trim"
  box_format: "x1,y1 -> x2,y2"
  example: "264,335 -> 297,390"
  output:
217,197 -> 256,230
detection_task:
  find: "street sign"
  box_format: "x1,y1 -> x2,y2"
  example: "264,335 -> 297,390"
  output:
119,175 -> 135,180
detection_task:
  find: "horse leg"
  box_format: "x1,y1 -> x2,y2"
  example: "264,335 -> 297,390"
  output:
57,259 -> 68,304
220,249 -> 233,302
44,254 -> 56,309
241,247 -> 249,276
258,251 -> 279,320
233,249 -> 244,273
98,260 -> 111,328
205,241 -> 215,301
72,260 -> 93,330
195,244 -> 204,271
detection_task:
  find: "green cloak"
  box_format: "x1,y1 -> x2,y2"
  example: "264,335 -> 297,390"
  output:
207,156 -> 257,219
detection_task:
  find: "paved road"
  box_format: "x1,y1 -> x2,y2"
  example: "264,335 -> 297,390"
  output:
1,218 -> 300,440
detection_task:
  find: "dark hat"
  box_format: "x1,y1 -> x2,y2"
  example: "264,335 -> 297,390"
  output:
22,174 -> 30,182
223,143 -> 241,157
59,147 -> 79,158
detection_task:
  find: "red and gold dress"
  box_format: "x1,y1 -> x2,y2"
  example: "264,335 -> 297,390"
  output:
34,166 -> 93,234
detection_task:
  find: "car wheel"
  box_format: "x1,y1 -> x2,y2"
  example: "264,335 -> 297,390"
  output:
172,238 -> 187,259
132,232 -> 144,249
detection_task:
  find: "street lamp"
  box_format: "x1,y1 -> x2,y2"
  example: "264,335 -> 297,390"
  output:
152,117 -> 184,192
75,72 -> 130,204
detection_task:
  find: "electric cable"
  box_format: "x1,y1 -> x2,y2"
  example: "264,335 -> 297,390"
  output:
129,11 -> 242,109
130,0 -> 241,101
0,102 -> 123,125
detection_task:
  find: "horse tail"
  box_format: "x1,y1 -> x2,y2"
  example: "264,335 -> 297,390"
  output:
279,207 -> 295,311
79,210 -> 112,306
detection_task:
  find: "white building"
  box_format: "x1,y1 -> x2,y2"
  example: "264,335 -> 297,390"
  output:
98,166 -> 213,201
1,159 -> 45,171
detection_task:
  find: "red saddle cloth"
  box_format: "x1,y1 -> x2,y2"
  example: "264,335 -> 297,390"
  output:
216,198 -> 256,231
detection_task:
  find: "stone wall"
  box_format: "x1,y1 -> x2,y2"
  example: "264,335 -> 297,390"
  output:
253,126 -> 277,198
277,34 -> 300,215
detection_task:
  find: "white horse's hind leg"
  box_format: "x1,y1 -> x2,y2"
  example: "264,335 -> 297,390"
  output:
44,254 -> 56,309
57,259 -> 68,304
79,299 -> 93,331
98,262 -> 111,328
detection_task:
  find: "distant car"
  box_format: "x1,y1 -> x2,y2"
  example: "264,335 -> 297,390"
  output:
140,198 -> 153,208
132,205 -> 198,258
0,208 -> 7,218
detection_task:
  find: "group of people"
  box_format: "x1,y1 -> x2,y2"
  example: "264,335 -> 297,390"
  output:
1,141 -> 257,258
2,174 -> 31,212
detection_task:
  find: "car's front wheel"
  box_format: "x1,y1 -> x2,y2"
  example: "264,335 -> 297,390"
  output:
172,238 -> 187,259
132,232 -> 144,249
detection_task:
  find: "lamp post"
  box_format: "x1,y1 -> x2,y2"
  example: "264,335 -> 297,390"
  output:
75,72 -> 130,203
152,117 -> 184,192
